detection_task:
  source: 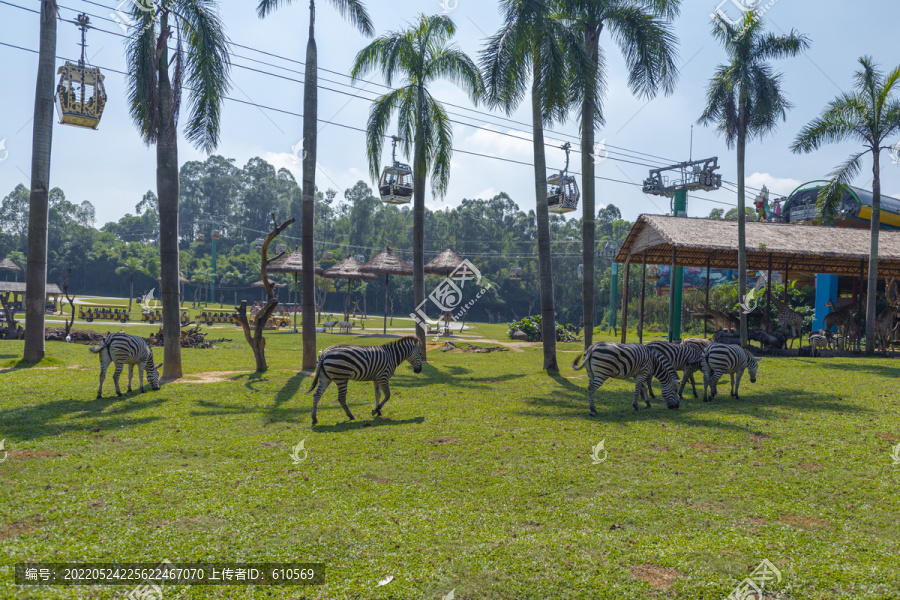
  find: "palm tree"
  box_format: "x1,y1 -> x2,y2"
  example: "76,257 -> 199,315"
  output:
257,0 -> 373,371
698,11 -> 807,347
791,57 -> 900,355
481,0 -> 586,371
351,14 -> 484,360
191,267 -> 211,307
23,0 -> 57,362
563,0 -> 680,348
125,0 -> 232,379
223,268 -> 243,306
115,256 -> 147,311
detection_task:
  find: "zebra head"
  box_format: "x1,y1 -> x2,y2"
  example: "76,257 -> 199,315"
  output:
748,354 -> 762,383
147,358 -> 162,390
407,339 -> 423,374
648,348 -> 680,410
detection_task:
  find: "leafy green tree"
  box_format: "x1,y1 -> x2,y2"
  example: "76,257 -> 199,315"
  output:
116,256 -> 147,311
351,14 -> 484,359
6,251 -> 26,283
698,10 -> 808,347
791,56 -> 900,354
125,0 -> 232,379
223,269 -> 244,306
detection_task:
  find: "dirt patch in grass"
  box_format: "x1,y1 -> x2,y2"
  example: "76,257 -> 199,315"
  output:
689,442 -> 732,451
176,371 -> 246,383
429,437 -> 460,445
777,514 -> 831,530
796,462 -> 824,471
628,564 -> 683,590
8,449 -> 67,460
875,432 -> 900,441
0,521 -> 33,540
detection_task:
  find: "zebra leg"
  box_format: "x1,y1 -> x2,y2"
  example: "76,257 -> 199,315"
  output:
126,363 -> 135,393
707,371 -> 722,401
137,363 -> 145,393
633,376 -> 649,411
335,381 -> 355,421
97,357 -> 110,399
113,362 -> 125,397
310,378 -> 332,426
587,377 -> 604,416
373,379 -> 391,416
645,379 -> 655,399
373,382 -> 381,407
734,369 -> 744,399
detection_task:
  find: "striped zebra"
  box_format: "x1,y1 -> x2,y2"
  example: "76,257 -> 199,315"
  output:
808,334 -> 829,357
700,343 -> 761,402
644,341 -> 703,399
683,337 -> 735,395
572,342 -> 681,413
89,333 -> 161,398
306,336 -> 423,425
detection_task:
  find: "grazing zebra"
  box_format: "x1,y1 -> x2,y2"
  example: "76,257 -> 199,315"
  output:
644,341 -> 702,399
306,336 -> 423,425
700,343 -> 761,402
808,334 -> 828,357
572,342 -> 681,413
89,333 -> 161,398
682,337 -> 735,395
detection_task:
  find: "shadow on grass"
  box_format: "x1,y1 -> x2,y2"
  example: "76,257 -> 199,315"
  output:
0,393 -> 165,441
818,361 -> 900,378
311,415 -> 425,433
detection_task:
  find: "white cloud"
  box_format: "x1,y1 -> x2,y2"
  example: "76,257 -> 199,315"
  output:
744,172 -> 803,197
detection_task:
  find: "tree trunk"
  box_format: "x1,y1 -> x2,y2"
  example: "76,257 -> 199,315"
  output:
128,272 -> 134,311
413,84 -> 427,359
581,24 -> 600,350
865,148 -> 881,355
531,60 -> 558,372
736,100 -> 748,348
23,0 -> 57,362
300,0 -> 318,370
157,11 -> 183,379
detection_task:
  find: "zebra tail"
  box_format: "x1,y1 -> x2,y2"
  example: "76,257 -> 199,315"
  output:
88,340 -> 108,354
305,354 -> 324,393
572,348 -> 589,370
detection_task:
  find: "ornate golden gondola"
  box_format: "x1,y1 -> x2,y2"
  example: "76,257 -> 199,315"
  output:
508,266 -> 523,280
548,142 -> 580,214
378,136 -> 414,205
56,14 -> 107,130
647,265 -> 662,282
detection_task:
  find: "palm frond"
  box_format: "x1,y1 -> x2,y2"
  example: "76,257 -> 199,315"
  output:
364,87 -> 410,183
326,0 -> 374,37
480,15 -> 531,113
816,151 -> 866,225
426,46 -> 484,102
604,2 -> 679,98
753,29 -> 809,61
350,32 -> 416,87
256,0 -> 293,19
125,7 -> 160,144
425,94 -> 453,198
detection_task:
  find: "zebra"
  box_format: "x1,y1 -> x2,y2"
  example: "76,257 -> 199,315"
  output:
89,333 -> 161,399
572,342 -> 681,413
700,343 -> 761,402
683,337 -> 735,395
306,336 -> 423,425
808,334 -> 828,357
644,341 -> 703,399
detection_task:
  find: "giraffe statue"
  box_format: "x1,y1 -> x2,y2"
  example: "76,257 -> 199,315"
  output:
824,299 -> 861,351
700,303 -> 740,331
873,279 -> 900,355
771,297 -> 804,348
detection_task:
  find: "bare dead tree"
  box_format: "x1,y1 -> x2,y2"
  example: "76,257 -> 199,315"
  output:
0,292 -> 18,339
315,286 -> 327,323
63,261 -> 76,336
234,213 -> 295,372
352,299 -> 365,330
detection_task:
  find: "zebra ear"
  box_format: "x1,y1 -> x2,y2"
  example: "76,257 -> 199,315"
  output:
754,357 -> 763,362
156,362 -> 163,370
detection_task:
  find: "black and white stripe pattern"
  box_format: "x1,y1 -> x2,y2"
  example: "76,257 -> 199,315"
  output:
572,342 -> 681,413
700,343 -> 761,401
306,336 -> 423,425
645,341 -> 703,399
89,333 -> 160,398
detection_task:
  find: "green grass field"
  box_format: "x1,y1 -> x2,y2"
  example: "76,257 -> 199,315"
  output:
1,320 -> 899,599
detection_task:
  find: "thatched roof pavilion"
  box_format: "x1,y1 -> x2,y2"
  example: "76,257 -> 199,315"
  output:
361,247 -> 413,334
324,255 -> 377,322
268,247 -> 325,276
250,279 -> 286,288
424,248 -> 465,276
0,258 -> 21,271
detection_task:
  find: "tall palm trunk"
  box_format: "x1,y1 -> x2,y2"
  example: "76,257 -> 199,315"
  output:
865,149 -> 881,355
23,0 -> 57,362
300,0 -> 318,370
413,84 -> 427,360
158,13 -> 183,379
580,24 -> 600,349
128,272 -> 134,311
736,101 -> 748,348
532,61 -> 558,372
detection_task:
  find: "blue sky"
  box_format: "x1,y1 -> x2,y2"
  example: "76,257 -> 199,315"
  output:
1,0 -> 899,227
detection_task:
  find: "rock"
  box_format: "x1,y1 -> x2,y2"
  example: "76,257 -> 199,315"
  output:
510,330 -> 529,341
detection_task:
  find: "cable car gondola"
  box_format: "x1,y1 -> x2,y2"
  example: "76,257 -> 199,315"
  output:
647,266 -> 661,282
577,264 -> 584,279
197,234 -> 206,243
211,229 -> 221,240
56,14 -> 107,130
508,266 -> 523,280
378,136 -> 414,205
548,142 -> 579,214
323,250 -> 334,260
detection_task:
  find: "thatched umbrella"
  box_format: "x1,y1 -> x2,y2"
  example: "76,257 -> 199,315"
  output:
360,247 -> 413,334
156,273 -> 191,306
269,246 -> 324,331
424,248 -> 465,277
323,255 -> 377,322
251,279 -> 286,302
0,258 -> 21,283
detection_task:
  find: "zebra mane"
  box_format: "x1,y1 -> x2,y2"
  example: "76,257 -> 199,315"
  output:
390,335 -> 421,347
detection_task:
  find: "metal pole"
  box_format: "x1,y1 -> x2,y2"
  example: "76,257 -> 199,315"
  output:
639,251 -> 647,344
610,262 -> 619,334
766,254 -> 773,331
210,234 -> 217,307
670,245 -> 683,342
621,259 -> 630,343
705,256 -> 711,339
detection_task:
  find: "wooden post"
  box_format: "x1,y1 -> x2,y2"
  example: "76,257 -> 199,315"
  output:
766,253 -> 773,330
620,259 -> 630,343
383,274 -> 390,334
668,246 -> 676,342
705,256 -> 711,339
639,251 -> 647,344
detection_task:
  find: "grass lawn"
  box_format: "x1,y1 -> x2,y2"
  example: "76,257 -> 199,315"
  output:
1,321 -> 899,599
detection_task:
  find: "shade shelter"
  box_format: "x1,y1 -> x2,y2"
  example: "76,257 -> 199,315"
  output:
323,255 -> 378,322
0,282 -> 62,311
269,246 -> 325,331
424,248 -> 465,277
360,247 -> 413,334
0,258 -> 21,282
614,214 -> 900,343
251,279 -> 286,302
156,274 -> 191,306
